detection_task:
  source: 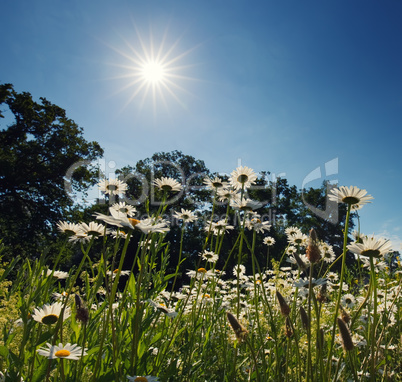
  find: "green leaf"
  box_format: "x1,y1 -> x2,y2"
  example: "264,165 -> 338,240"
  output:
0,345 -> 9,358
32,359 -> 52,382
150,332 -> 162,346
35,331 -> 53,347
127,273 -> 136,296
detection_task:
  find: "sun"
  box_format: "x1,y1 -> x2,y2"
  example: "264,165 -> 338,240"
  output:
141,61 -> 166,84
106,25 -> 198,113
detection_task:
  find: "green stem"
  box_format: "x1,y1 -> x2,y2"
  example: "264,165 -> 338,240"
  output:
369,255 -> 378,381
326,204 -> 351,380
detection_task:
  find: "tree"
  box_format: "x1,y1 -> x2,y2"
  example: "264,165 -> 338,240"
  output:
0,83 -> 103,258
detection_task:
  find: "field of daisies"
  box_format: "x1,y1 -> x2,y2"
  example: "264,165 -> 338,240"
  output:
0,166 -> 401,382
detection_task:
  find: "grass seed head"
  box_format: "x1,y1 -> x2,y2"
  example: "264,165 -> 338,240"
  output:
227,312 -> 248,342
337,317 -> 354,351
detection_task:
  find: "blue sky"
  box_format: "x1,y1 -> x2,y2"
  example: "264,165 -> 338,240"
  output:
1,0 -> 401,249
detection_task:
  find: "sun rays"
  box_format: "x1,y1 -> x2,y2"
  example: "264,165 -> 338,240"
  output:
105,24 -> 199,115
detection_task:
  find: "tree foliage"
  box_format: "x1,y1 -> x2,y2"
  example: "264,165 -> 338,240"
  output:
0,83 -> 103,257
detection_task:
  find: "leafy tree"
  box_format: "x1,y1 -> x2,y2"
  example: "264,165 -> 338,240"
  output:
0,83 -> 103,258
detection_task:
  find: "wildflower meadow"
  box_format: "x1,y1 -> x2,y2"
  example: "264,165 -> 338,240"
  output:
0,166 -> 401,382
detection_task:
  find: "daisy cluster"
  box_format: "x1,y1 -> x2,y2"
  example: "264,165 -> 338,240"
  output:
3,166 -> 401,381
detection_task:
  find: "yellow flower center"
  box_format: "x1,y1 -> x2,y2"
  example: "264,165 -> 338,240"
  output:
55,349 -> 71,358
203,294 -> 210,298
41,314 -> 59,325
128,218 -> 140,226
197,268 -> 207,273
134,377 -> 148,382
113,269 -> 119,274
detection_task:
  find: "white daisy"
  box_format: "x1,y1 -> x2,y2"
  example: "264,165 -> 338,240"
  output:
203,176 -> 227,190
341,293 -> 356,309
285,226 -> 302,237
288,232 -> 308,246
37,342 -> 87,360
246,218 -> 271,233
46,269 -> 69,279
173,208 -> 198,223
68,231 -> 90,243
233,264 -> 246,277
263,236 -> 276,246
216,187 -> 237,203
107,269 -> 131,278
136,218 -> 170,234
328,186 -> 373,206
320,243 -> 336,263
148,299 -> 177,318
201,250 -> 219,263
347,235 -> 392,258
294,277 -> 326,289
32,302 -> 71,325
110,202 -> 137,217
230,196 -> 262,211
207,220 -> 234,235
229,166 -> 258,191
153,177 -> 182,192
79,221 -> 106,237
56,221 -> 82,236
98,178 -> 128,196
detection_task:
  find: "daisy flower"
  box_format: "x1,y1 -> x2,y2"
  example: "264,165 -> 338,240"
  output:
110,229 -> 128,239
136,218 -> 170,234
37,343 -> 87,360
286,246 -> 298,256
233,264 -> 246,277
173,208 -> 198,223
201,250 -> 219,263
328,186 -> 373,206
246,218 -> 271,233
110,202 -> 137,217
288,232 -> 308,246
52,291 -> 70,301
46,269 -> 69,279
203,176 -> 227,190
56,221 -> 82,236
148,300 -> 177,318
216,187 -> 237,203
359,256 -> 388,272
294,277 -> 326,289
285,226 -> 302,238
95,209 -> 169,234
229,166 -> 258,191
341,293 -> 356,309
98,178 -> 128,195
32,302 -> 71,325
153,177 -> 182,192
79,221 -> 106,237
263,236 -> 275,246
320,243 -> 336,263
230,196 -> 262,211
107,269 -> 131,278
127,376 -> 159,382
207,220 -> 234,235
68,231 -> 90,243
347,235 -> 392,258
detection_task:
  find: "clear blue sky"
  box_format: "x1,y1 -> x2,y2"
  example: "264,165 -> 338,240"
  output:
1,0 -> 401,249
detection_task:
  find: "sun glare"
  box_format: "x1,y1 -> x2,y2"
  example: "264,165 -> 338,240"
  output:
141,61 -> 166,83
106,25 -> 198,114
